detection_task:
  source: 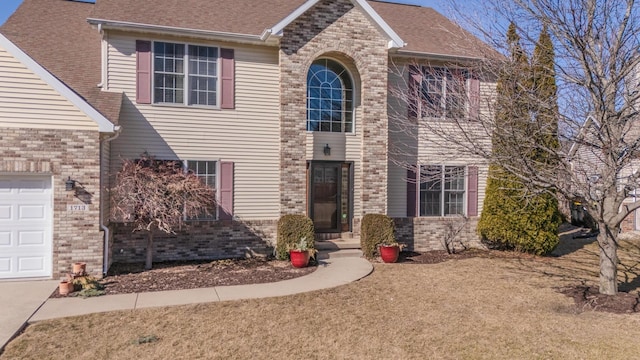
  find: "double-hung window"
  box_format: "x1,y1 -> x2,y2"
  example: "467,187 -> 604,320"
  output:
419,165 -> 466,216
186,160 -> 217,220
411,66 -> 471,119
154,42 -> 218,107
421,68 -> 467,118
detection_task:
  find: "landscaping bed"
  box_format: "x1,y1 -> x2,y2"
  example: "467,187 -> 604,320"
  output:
51,257 -> 316,298
560,285 -> 640,314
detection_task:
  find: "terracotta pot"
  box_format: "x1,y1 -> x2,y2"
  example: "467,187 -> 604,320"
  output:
289,250 -> 310,268
380,245 -> 400,263
72,262 -> 86,275
59,281 -> 74,295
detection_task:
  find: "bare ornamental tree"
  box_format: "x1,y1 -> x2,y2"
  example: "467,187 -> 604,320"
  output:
110,154 -> 215,270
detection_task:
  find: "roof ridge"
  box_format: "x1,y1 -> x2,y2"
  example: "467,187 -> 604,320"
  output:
368,0 -> 424,8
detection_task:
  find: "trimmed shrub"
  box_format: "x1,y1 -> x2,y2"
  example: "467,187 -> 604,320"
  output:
360,214 -> 396,259
478,168 -> 562,255
276,214 -> 315,260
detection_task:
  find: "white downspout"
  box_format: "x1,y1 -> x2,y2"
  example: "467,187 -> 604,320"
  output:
100,126 -> 121,275
97,23 -> 107,89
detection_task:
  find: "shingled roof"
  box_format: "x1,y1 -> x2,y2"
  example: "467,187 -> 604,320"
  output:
1,0 -> 492,124
91,0 -> 306,36
369,1 -> 490,58
89,0 -> 491,58
0,0 -> 122,124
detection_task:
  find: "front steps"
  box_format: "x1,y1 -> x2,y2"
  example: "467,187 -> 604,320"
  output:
317,249 -> 363,260
316,235 -> 362,260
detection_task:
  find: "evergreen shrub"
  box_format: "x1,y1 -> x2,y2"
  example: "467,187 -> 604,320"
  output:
276,214 -> 315,260
478,170 -> 562,255
360,214 -> 396,259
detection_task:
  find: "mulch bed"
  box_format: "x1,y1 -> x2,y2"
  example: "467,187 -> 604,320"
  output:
51,257 -> 316,298
560,285 -> 640,314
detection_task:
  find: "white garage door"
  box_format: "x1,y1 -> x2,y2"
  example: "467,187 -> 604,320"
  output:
0,176 -> 52,279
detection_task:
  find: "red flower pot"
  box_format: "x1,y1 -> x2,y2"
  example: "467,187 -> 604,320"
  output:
380,245 -> 400,263
290,250 -> 311,268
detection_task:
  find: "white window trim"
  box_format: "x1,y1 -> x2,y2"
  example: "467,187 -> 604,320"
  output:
152,40 -> 222,109
419,164 -> 468,217
184,159 -> 220,221
306,57 -> 357,135
419,66 -> 470,120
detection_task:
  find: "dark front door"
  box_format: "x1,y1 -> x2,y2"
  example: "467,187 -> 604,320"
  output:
309,162 -> 351,233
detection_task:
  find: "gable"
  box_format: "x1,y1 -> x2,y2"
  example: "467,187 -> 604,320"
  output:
280,0 -> 391,58
267,0 -> 403,48
0,34 -> 117,132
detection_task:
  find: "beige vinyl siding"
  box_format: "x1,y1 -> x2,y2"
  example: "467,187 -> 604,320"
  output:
106,33 -> 280,220
386,57 -> 493,217
0,45 -> 98,130
387,161 -> 408,217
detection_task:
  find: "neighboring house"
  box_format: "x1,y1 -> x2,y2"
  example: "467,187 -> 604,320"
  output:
568,116 -> 640,232
0,0 -> 494,280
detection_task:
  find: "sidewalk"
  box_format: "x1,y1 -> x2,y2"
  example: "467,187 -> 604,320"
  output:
30,255 -> 373,322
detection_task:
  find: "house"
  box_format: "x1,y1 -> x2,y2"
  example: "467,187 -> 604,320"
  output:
0,0 -> 494,280
568,116 -> 640,233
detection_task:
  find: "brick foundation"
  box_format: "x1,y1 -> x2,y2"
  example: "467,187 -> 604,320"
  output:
0,127 -> 103,278
394,217 -> 483,252
111,219 -> 278,263
621,212 -> 636,233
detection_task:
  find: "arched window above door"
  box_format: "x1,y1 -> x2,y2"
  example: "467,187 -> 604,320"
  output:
306,59 -> 354,133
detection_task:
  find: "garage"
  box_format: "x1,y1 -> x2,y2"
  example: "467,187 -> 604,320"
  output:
0,176 -> 53,279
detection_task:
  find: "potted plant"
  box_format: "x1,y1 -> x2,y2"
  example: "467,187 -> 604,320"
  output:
379,240 -> 404,263
72,262 -> 87,275
59,280 -> 74,295
289,237 -> 317,268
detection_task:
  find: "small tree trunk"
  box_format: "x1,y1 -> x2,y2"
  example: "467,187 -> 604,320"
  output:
145,230 -> 154,270
597,223 -> 618,295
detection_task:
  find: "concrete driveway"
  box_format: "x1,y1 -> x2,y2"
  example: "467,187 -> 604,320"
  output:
0,280 -> 58,352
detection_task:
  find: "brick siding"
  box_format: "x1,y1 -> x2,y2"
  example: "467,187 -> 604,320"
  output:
620,212 -> 635,232
279,0 -> 389,218
111,219 -> 277,263
0,127 -> 103,278
394,217 -> 483,252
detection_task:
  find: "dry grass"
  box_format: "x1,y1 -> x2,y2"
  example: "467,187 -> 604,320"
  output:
3,232 -> 640,359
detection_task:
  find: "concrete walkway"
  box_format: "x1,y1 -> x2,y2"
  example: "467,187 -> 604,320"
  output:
0,280 -> 59,352
30,255 -> 373,322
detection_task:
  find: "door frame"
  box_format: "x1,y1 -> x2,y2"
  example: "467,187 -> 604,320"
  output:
307,161 -> 354,233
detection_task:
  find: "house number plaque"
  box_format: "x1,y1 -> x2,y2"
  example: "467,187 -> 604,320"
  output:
67,204 -> 90,211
